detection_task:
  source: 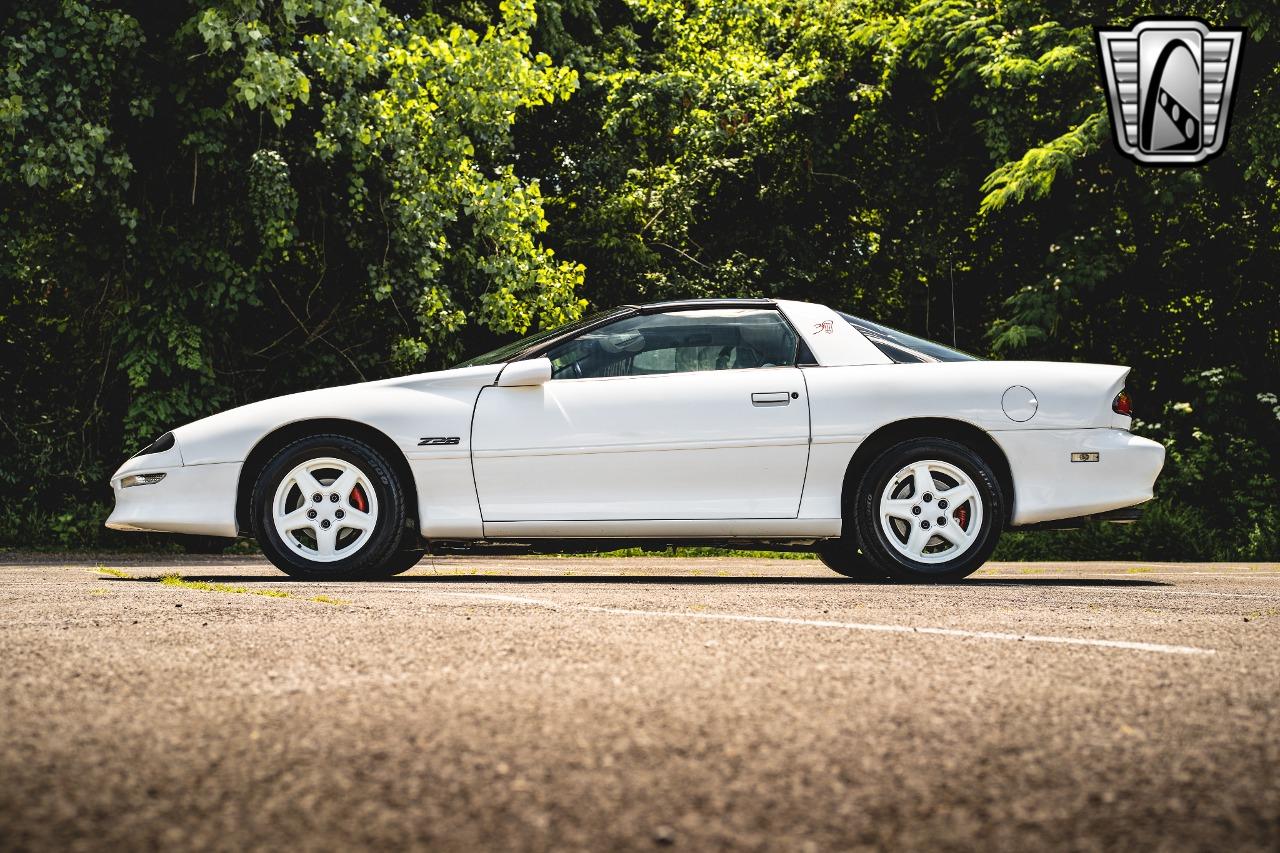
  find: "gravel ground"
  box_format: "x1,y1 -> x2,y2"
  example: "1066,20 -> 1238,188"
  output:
2,554 -> 1279,851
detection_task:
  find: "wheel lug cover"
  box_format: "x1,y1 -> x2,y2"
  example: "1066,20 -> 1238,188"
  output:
921,520 -> 931,529
937,516 -> 946,525
911,506 -> 922,515
923,493 -> 932,502
312,493 -> 322,502
320,519 -> 331,529
307,509 -> 317,519
335,509 -> 345,519
329,493 -> 340,503
937,499 -> 948,510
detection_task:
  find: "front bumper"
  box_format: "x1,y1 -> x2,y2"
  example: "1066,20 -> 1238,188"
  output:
106,457 -> 241,538
992,428 -> 1166,527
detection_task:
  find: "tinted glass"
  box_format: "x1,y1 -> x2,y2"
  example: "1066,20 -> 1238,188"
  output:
454,308 -> 629,368
837,312 -> 979,362
546,309 -> 798,379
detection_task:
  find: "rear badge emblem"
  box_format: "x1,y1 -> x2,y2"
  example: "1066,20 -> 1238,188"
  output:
1071,452 -> 1101,463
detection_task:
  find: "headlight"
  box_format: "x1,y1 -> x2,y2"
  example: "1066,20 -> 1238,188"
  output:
121,473 -> 166,488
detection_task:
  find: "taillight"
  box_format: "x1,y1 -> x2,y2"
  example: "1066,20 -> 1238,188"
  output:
1112,390 -> 1132,417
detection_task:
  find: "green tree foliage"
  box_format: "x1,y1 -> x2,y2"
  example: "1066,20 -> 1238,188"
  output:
1,0 -> 582,533
518,0 -> 1280,559
2,0 -> 1277,557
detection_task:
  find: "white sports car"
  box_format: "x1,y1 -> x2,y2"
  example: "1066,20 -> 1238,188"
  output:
107,298 -> 1164,581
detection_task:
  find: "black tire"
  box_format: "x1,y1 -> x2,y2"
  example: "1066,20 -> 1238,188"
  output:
852,438 -> 1004,582
369,548 -> 426,579
815,540 -> 889,580
251,434 -> 408,580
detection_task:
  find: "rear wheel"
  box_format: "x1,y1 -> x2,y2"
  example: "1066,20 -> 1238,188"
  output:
815,540 -> 888,580
252,434 -> 408,580
852,438 -> 1003,582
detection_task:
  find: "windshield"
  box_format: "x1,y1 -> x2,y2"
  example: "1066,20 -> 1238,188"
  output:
837,312 -> 979,363
454,308 -> 631,367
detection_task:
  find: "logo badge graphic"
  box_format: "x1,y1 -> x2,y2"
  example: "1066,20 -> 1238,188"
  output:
1096,18 -> 1244,165
417,436 -> 461,446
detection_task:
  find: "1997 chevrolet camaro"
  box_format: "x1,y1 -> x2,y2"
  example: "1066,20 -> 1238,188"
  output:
107,298 -> 1165,581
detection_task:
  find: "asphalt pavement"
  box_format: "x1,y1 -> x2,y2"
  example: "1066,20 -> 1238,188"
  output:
2,554 -> 1278,851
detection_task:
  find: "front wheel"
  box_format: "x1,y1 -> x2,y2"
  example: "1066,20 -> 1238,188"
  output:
251,434 -> 409,580
373,548 -> 426,578
852,438 -> 1004,582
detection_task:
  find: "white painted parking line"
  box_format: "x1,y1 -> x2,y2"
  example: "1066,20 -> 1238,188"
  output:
439,592 -> 561,607
589,606 -> 1216,655
871,582 -> 1280,601
983,572 -> 1280,578
1160,589 -> 1280,600
435,592 -> 1216,656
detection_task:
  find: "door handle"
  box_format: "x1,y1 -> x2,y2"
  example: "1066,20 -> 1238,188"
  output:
751,391 -> 792,407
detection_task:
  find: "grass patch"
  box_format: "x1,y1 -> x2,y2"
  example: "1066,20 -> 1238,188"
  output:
157,572 -> 343,604
160,573 -> 248,594
96,565 -> 131,578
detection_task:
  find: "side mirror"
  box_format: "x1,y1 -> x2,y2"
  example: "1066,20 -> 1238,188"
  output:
496,357 -> 553,387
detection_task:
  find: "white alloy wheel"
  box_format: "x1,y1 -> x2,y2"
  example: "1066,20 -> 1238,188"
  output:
877,459 -> 983,564
272,457 -> 380,563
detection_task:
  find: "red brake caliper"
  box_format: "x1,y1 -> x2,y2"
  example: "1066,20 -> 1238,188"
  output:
954,504 -> 969,530
350,484 -> 368,512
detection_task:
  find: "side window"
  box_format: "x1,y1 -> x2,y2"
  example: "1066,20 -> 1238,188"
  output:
546,309 -> 798,379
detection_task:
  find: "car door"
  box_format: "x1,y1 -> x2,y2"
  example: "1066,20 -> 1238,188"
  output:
470,307 -> 811,523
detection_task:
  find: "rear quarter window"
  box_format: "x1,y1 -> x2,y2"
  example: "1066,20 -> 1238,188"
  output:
837,313 -> 980,363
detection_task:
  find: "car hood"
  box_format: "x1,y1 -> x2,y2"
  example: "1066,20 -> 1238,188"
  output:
157,364 -> 504,468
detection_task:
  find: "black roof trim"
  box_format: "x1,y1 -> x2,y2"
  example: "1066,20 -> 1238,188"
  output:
632,298 -> 777,314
